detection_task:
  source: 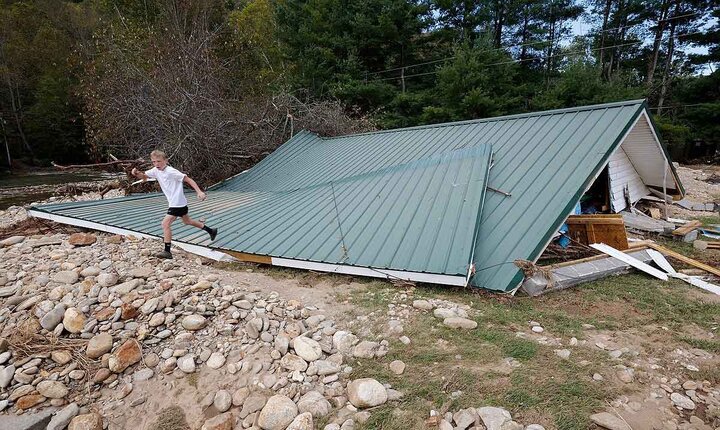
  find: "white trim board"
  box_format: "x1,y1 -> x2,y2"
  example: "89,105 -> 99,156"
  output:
27,210 -> 235,262
590,243 -> 669,281
648,249 -> 720,296
270,257 -> 468,286
28,210 -> 468,287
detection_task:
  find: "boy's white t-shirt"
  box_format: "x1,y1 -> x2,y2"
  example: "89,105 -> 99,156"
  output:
145,166 -> 188,208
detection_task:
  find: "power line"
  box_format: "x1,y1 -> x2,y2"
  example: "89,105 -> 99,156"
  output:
366,11 -> 704,78
373,30 -> 709,82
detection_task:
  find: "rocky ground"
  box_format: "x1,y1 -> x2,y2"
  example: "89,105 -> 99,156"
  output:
0,227 -> 718,430
0,226 -> 550,430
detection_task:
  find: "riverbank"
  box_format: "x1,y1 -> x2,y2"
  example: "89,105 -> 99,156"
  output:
0,170 -> 125,210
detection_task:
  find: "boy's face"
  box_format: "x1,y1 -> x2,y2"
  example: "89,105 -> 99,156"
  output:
151,155 -> 167,170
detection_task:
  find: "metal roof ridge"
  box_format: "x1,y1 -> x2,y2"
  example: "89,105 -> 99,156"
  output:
312,99 -> 647,141
253,144 -> 493,195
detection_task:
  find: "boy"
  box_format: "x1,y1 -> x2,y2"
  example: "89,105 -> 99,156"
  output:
131,150 -> 218,259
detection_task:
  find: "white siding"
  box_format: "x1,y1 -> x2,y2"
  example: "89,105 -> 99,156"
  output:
605,111 -> 682,213
608,146 -> 650,212
619,112 -> 678,191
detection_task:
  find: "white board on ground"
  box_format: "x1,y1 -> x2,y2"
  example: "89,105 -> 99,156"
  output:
590,243 -> 669,281
670,273 -> 720,296
645,249 -> 720,296
647,249 -> 677,274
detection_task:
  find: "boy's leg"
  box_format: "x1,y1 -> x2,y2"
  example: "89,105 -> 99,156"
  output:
181,214 -> 218,241
158,215 -> 177,258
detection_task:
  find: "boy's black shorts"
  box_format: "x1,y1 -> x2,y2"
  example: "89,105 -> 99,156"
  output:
167,206 -> 189,217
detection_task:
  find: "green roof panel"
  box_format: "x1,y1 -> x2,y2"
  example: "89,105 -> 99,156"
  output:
33,99 -> 666,292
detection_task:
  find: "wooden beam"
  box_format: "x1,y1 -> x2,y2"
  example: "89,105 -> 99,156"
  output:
672,220 -> 702,236
628,240 -> 655,249
547,246 -> 649,269
646,243 -> 720,277
566,218 -> 625,225
221,250 -> 272,265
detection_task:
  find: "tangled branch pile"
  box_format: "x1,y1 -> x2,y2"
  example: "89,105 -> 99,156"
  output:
81,1 -> 373,186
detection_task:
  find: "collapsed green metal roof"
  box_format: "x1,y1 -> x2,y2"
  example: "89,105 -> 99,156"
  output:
31,99 -> 671,292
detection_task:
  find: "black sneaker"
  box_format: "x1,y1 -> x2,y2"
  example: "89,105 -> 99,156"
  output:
208,227 -> 218,241
155,250 -> 173,259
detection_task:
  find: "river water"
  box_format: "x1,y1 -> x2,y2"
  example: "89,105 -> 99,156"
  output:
0,170 -> 123,210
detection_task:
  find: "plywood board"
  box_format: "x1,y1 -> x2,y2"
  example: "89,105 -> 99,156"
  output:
567,215 -> 629,250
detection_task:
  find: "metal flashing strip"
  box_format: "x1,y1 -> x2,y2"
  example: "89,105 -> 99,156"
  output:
27,210 -> 235,262
270,257 -> 468,286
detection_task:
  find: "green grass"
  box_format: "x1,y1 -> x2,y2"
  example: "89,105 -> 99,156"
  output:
345,275 -> 720,430
693,214 -> 720,227
679,336 -> 720,353
580,274 -> 720,329
347,284 -> 625,430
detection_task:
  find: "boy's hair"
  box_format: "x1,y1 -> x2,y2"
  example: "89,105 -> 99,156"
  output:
150,149 -> 168,160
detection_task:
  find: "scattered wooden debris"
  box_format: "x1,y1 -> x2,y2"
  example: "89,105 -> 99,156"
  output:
647,243 -> 720,278
672,220 -> 702,242
693,240 -> 720,251
647,249 -> 720,296
621,211 -> 675,234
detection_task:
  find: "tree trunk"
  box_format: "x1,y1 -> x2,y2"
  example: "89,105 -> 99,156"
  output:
613,0 -> 627,76
493,0 -> 505,48
520,4 -> 530,62
657,3 -> 679,114
545,11 -> 556,89
647,0 -> 671,85
1,114 -> 11,168
599,0 -> 613,78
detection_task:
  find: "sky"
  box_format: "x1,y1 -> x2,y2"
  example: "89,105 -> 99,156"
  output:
570,13 -> 716,75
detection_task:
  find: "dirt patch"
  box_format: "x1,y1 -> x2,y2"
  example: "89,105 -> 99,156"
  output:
669,165 -> 720,220
540,295 -> 649,324
212,265 -> 362,321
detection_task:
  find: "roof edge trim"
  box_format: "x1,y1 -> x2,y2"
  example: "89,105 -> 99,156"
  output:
270,257 -> 467,286
27,210 -> 234,262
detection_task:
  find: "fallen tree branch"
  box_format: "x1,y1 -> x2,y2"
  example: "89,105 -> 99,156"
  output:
51,159 -> 145,170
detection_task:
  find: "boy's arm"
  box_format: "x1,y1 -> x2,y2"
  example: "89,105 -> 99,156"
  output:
183,175 -> 207,201
131,168 -> 149,181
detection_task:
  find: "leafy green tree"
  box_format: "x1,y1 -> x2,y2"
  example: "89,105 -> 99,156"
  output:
433,38 -> 522,119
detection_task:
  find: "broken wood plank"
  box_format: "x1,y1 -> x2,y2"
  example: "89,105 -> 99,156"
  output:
547,245 -> 650,269
627,240 -> 655,249
672,220 -> 702,236
649,208 -> 662,219
646,243 -> 720,278
590,243 -> 668,281
621,211 -> 675,233
672,274 -> 720,296
566,217 -> 625,225
220,250 -> 272,264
